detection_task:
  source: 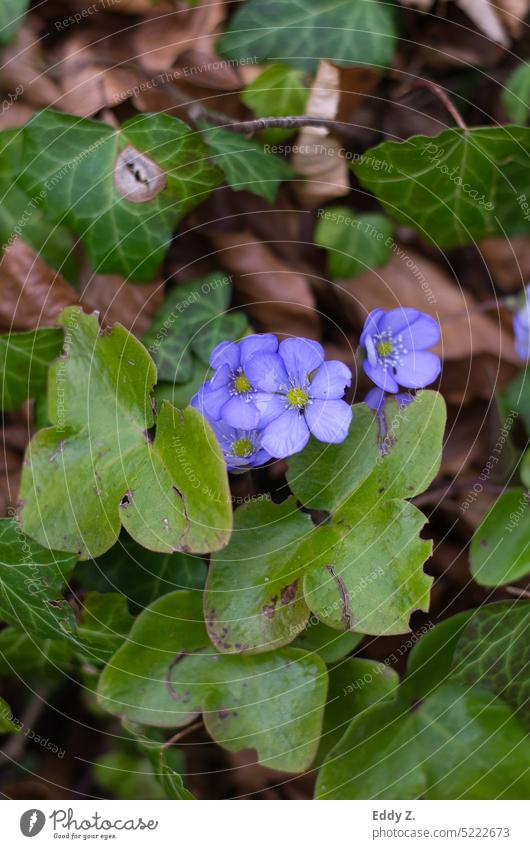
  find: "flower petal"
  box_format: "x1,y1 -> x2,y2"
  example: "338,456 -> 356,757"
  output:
220,395 -> 261,429
191,382 -> 230,421
210,340 -> 240,371
209,362 -> 231,390
239,333 -> 278,364
395,392 -> 415,408
254,391 -> 287,427
363,360 -> 399,393
360,308 -> 385,346
379,307 -> 420,336
394,351 -> 441,389
278,337 -> 324,383
305,399 -> 352,444
399,314 -> 440,352
245,352 -> 289,392
310,360 -> 352,399
364,387 -> 386,412
261,409 -> 310,459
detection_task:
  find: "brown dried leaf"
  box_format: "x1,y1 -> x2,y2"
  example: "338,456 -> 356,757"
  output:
480,237 -> 530,291
80,271 -> 164,336
0,17 -> 61,109
209,230 -> 321,338
0,239 -> 78,331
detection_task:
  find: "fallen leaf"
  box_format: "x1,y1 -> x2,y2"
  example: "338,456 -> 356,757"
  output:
480,237 -> 530,291
291,61 -> 350,207
0,17 -> 61,109
209,230 -> 321,338
0,239 -> 78,331
80,270 -> 164,336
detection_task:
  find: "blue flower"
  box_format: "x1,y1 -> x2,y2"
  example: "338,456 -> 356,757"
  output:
513,286 -> 530,361
364,387 -> 414,414
190,334 -> 279,428
360,308 -> 441,393
210,422 -> 271,471
244,337 -> 352,459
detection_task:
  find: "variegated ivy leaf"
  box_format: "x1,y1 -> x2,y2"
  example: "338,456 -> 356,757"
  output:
19,307 -> 232,559
206,391 -> 446,652
19,111 -> 222,281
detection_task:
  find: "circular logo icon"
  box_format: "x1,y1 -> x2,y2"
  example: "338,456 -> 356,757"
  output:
20,810 -> 46,837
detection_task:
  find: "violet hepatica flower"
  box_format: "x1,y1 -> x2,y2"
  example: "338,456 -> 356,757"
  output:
513,286 -> 530,361
243,337 -> 352,459
191,334 -> 279,428
210,422 -> 271,471
364,387 -> 414,414
360,308 -> 441,393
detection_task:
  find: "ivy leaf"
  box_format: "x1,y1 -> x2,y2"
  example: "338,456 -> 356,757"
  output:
470,488 -> 530,586
74,535 -> 207,613
199,123 -> 295,202
403,611 -> 474,701
502,63 -> 530,124
0,0 -> 29,45
0,130 -> 77,279
294,620 -> 363,664
314,208 -> 393,279
19,111 -> 222,281
316,684 -> 530,799
0,697 -> 20,734
218,0 -> 398,73
504,369 -> 530,434
143,273 -> 247,383
0,518 -> 77,640
0,329 -> 63,411
0,627 -> 75,679
77,592 -> 135,663
19,307 -> 232,560
241,63 -> 309,143
451,601 -> 530,729
352,126 -> 530,248
98,591 -> 328,772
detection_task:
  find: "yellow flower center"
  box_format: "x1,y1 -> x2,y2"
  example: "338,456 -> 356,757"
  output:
377,340 -> 394,357
287,387 -> 309,409
233,372 -> 252,394
232,438 -> 254,458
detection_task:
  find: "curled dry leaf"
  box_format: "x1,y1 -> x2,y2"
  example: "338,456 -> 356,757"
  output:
0,239 -> 79,332
209,230 -> 321,339
291,60 -> 350,207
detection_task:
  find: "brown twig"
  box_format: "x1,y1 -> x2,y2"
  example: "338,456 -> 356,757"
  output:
504,585 -> 530,599
161,720 -> 204,749
396,79 -> 468,132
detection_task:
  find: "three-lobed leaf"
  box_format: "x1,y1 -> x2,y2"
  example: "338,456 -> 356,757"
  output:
314,207 -> 393,279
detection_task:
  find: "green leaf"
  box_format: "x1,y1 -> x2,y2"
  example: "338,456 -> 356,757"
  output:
74,534 -> 207,613
502,63 -> 530,124
78,592 -> 135,662
0,329 -> 63,411
19,111 -> 222,281
352,126 -> 530,248
143,273 -> 247,382
470,488 -> 530,586
294,619 -> 363,664
0,130 -> 77,279
19,307 -> 232,559
503,368 -> 530,434
98,590 -> 328,772
0,518 -> 77,640
241,63 -> 308,143
200,124 -> 295,202
218,0 -> 398,73
451,601 -> 530,729
314,208 -> 393,279
0,627 -> 75,678
403,611 -> 474,701
317,658 -> 399,763
153,363 -> 205,409
0,696 -> 20,734
123,723 -> 194,799
205,497 -> 314,653
0,0 -> 29,45
317,683 -> 530,799
94,750 -> 167,800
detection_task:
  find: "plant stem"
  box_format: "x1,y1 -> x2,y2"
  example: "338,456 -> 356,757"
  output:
397,79 -> 468,131
161,720 -> 204,749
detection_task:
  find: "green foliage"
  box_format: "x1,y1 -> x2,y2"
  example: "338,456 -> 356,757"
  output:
218,0 -> 398,72
206,393 -> 445,652
294,620 -> 363,663
19,111 -> 222,281
19,307 -> 232,559
314,207 -> 393,279
97,590 -> 328,772
0,627 -> 75,678
502,63 -> 530,124
143,273 -> 247,383
0,0 -> 29,45
77,592 -> 135,663
0,518 -> 77,640
200,123 -> 295,201
353,127 -> 530,247
241,63 -> 309,143
470,488 -> 530,586
0,696 -> 20,734
94,750 -> 167,800
0,329 -> 63,411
